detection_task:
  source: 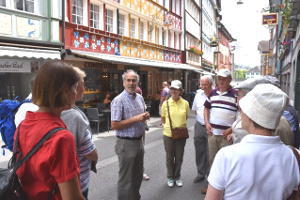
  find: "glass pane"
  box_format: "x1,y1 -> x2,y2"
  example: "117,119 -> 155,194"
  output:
72,0 -> 76,4
72,6 -> 76,14
25,1 -> 34,13
95,5 -> 99,12
0,0 -> 6,7
95,13 -> 99,21
72,15 -> 76,23
78,16 -> 83,25
15,0 -> 23,10
77,7 -> 83,16
78,0 -> 83,7
95,22 -> 99,29
90,4 -> 93,11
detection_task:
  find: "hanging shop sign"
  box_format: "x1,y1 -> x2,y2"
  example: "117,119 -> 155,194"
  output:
0,60 -> 39,73
262,13 -> 278,25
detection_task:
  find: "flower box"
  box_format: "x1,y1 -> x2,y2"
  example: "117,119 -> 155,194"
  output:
189,47 -> 203,56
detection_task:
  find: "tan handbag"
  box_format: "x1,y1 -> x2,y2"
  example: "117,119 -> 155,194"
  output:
166,101 -> 189,140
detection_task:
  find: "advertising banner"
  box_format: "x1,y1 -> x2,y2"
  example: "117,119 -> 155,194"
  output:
0,60 -> 39,73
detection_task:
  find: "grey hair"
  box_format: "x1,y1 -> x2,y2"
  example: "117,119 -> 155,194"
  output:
201,75 -> 213,84
122,69 -> 140,82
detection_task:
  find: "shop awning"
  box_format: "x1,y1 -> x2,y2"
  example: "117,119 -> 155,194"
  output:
69,50 -> 199,71
0,46 -> 61,60
194,69 -> 215,76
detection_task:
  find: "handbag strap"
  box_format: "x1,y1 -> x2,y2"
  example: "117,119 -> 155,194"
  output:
166,100 -> 173,131
14,124 -> 63,169
289,146 -> 300,199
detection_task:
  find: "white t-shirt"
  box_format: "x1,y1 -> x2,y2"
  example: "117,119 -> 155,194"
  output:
15,102 -> 39,127
192,89 -> 206,125
208,134 -> 300,200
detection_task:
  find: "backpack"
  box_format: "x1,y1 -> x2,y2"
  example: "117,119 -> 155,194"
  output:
0,97 -> 31,152
0,124 -> 63,200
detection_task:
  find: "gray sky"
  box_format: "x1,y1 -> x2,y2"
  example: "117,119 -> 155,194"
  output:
221,0 -> 270,68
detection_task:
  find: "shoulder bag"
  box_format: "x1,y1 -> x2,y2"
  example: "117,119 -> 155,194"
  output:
166,100 -> 189,140
287,146 -> 300,200
0,124 -> 63,200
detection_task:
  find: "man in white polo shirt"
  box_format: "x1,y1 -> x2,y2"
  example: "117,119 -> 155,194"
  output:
192,75 -> 213,183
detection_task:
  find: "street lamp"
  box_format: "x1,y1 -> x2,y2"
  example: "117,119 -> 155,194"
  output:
237,0 -> 243,5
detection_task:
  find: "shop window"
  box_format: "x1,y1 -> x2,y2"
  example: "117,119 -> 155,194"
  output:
130,18 -> 135,38
90,4 -> 99,29
140,21 -> 144,40
106,9 -> 113,32
72,0 -> 83,25
14,0 -> 34,13
119,14 -> 125,36
0,0 -> 5,7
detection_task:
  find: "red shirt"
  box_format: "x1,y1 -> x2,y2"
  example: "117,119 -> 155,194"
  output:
14,111 -> 80,200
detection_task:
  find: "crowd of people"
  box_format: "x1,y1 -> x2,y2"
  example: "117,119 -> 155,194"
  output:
8,60 -> 300,199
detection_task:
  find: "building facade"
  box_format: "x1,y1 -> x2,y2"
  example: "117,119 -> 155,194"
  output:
0,0 -> 62,100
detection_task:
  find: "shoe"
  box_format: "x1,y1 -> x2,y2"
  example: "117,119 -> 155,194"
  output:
143,173 -> 150,180
175,179 -> 183,187
194,177 -> 205,183
201,187 -> 208,194
158,124 -> 164,128
167,178 -> 174,187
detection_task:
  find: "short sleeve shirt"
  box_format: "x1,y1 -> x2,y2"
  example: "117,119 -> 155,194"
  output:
208,135 -> 300,200
204,87 -> 238,135
111,90 -> 146,138
14,112 -> 80,200
192,89 -> 206,125
161,97 -> 190,137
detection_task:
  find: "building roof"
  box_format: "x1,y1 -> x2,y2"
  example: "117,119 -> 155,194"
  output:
218,22 -> 236,42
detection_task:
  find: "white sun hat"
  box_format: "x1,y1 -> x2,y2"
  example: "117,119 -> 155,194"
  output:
239,83 -> 289,129
170,80 -> 182,90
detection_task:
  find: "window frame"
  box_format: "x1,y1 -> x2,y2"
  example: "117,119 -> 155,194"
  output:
130,18 -> 135,38
106,8 -> 113,33
119,13 -> 125,36
72,0 -> 84,25
90,4 -> 99,29
140,21 -> 144,40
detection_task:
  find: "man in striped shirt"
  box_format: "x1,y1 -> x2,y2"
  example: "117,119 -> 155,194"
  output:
111,69 -> 150,200
204,68 -> 237,173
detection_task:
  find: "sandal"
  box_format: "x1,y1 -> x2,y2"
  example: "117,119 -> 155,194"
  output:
143,173 -> 150,180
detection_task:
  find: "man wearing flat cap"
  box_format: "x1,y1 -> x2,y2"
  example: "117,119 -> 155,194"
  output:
202,69 -> 238,193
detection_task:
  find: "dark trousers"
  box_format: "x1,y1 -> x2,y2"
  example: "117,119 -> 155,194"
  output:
163,135 -> 186,179
115,138 -> 144,200
194,121 -> 210,179
82,189 -> 88,200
